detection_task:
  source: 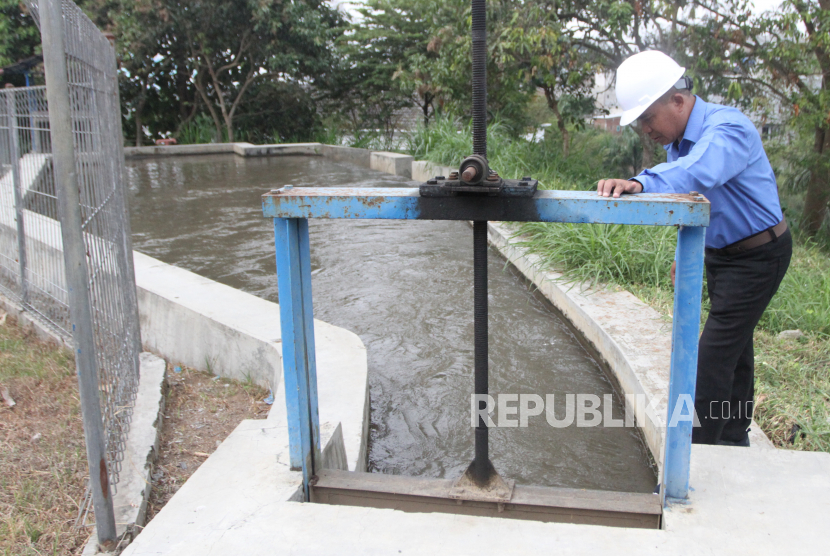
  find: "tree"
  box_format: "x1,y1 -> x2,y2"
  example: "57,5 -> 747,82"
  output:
673,0 -> 829,234
320,0 -> 427,144
0,0 -> 41,86
567,0 -> 669,168
131,0 -> 342,142
114,0 -> 184,146
499,1 -> 597,158
412,0 -> 536,133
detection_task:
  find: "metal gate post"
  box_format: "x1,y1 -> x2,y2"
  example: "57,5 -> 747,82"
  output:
663,225 -> 705,501
274,217 -> 321,499
39,0 -> 118,546
6,92 -> 28,304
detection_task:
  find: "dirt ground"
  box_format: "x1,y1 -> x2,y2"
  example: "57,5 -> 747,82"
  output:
0,312 -> 270,554
144,365 -> 269,523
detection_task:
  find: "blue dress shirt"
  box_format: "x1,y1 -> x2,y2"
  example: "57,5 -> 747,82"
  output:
632,96 -> 783,249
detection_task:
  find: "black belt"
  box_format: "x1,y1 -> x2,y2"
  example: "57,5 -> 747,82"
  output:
707,220 -> 788,256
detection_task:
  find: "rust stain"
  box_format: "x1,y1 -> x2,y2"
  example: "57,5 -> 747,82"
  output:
99,458 -> 110,500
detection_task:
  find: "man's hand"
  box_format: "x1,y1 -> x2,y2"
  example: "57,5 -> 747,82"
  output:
670,260 -> 676,287
597,179 -> 643,198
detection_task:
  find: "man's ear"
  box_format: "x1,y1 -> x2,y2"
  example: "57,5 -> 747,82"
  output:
671,92 -> 686,112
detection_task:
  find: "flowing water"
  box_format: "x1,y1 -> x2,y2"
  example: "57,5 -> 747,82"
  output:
127,154 -> 657,493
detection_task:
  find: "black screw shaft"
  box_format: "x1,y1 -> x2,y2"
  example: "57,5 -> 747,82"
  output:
471,0 -> 491,485
471,0 -> 487,158
473,220 -> 489,483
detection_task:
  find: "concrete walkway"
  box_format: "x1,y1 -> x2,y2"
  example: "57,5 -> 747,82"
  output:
121,400 -> 829,555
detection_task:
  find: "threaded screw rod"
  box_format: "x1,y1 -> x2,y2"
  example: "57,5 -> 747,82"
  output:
473,220 -> 490,483
471,0 -> 491,484
471,0 -> 487,158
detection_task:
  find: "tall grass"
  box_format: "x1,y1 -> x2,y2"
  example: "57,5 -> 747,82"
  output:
762,239 -> 830,335
516,222 -> 677,289
177,114 -> 222,145
405,117 -> 638,191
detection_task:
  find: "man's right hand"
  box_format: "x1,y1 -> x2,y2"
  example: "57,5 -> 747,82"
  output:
670,260 -> 676,287
597,179 -> 644,198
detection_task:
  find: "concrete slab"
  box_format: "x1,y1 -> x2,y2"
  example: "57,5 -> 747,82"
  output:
123,143 -> 238,158
232,142 -> 323,157
112,353 -> 167,535
370,151 -> 413,178
121,410 -> 830,555
132,251 -> 369,472
321,144 -> 372,168
412,160 -> 453,182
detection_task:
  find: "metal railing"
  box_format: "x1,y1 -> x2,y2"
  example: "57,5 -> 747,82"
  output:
0,86 -> 69,334
0,0 -> 143,546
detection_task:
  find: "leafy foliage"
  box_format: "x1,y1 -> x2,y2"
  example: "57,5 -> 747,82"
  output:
0,0 -> 41,86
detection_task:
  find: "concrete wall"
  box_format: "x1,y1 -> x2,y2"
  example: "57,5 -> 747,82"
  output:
232,143 -> 323,157
412,160 -> 454,182
124,143 -> 239,158
133,251 -> 370,472
369,151 -> 413,178
321,144 -> 373,168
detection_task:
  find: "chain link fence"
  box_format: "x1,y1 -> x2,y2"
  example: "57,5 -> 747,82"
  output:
0,1 -> 143,508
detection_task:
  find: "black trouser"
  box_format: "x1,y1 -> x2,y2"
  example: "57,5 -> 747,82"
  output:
692,229 -> 792,445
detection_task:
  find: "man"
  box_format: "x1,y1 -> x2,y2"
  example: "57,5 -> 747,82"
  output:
596,50 -> 791,447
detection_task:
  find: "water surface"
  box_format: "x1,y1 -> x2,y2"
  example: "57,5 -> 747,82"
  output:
127,154 -> 657,493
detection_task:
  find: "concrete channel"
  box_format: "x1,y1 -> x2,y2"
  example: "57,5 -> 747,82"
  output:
7,141 -> 823,554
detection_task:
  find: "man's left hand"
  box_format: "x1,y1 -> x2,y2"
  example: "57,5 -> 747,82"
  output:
597,179 -> 643,198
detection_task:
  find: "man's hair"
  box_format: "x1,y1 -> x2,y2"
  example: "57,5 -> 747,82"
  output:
658,87 -> 693,104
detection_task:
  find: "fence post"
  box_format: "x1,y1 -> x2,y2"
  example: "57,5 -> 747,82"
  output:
39,0 -> 117,547
6,92 -> 28,304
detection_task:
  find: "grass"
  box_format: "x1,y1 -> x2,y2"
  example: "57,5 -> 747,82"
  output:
408,120 -> 830,453
0,314 -> 90,556
0,313 -> 271,554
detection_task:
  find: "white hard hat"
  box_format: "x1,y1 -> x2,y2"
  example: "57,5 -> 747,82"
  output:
616,51 -> 686,126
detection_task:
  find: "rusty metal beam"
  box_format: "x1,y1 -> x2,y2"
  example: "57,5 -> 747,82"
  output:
262,188 -> 710,227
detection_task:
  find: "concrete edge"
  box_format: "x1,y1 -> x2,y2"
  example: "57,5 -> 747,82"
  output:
483,221 -> 777,464
123,143 -> 412,180
0,291 -> 70,348
133,250 -> 370,473
83,352 -> 167,556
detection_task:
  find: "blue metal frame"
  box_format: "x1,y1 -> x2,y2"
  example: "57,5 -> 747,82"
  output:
274,218 -> 321,498
265,188 -> 708,503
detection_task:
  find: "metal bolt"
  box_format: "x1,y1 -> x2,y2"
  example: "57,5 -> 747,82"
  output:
522,176 -> 531,180
284,184 -> 294,190
689,191 -> 699,196
436,176 -> 445,180
449,171 -> 459,180
427,179 -> 438,185
462,167 -> 478,182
